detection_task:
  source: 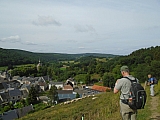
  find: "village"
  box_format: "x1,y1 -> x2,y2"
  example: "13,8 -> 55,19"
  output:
0,68 -> 110,120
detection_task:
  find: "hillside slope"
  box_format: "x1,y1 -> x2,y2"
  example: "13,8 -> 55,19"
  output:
19,92 -> 120,120
18,83 -> 159,120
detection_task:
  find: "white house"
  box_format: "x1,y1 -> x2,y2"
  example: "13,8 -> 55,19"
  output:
49,82 -> 64,90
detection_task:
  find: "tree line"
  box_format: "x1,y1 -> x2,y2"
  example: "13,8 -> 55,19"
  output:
1,46 -> 160,87
0,48 -> 118,67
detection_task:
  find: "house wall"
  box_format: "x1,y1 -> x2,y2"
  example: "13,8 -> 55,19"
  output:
55,85 -> 63,89
40,86 -> 45,91
49,84 -> 63,90
10,95 -> 22,103
58,94 -> 76,100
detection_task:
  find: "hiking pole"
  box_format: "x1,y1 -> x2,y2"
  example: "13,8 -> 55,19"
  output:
144,81 -> 147,90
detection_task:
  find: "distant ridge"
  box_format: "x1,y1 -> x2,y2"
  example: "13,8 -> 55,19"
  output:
0,48 -> 119,67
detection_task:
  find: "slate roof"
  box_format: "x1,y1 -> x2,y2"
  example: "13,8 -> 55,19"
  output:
42,76 -> 51,81
9,80 -> 21,88
0,110 -> 18,120
21,84 -> 31,90
0,92 -> 9,104
38,77 -> 45,82
9,89 -> 22,97
16,105 -> 34,118
21,77 -> 35,83
50,81 -> 64,85
0,105 -> 34,120
0,92 -> 9,100
34,77 -> 39,81
57,90 -> 73,94
0,82 -> 8,90
12,76 -> 22,80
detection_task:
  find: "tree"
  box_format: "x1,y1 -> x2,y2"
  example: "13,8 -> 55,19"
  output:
27,86 -> 39,104
76,93 -> 80,98
20,99 -> 27,107
84,74 -> 91,85
74,74 -> 86,84
102,72 -> 114,88
144,56 -> 151,65
150,60 -> 160,79
3,106 -> 10,112
14,102 -> 23,109
48,85 -> 59,105
134,63 -> 150,83
112,64 -> 121,80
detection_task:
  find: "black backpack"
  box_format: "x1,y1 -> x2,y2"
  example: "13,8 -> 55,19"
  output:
153,77 -> 158,84
124,77 -> 147,109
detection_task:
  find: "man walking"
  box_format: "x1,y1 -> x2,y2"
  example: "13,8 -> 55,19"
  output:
148,74 -> 155,96
114,65 -> 137,120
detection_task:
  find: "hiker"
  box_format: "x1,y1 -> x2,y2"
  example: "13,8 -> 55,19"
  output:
114,65 -> 137,120
147,74 -> 154,96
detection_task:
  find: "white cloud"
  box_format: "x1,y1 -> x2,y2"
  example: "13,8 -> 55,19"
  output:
24,41 -> 37,45
74,24 -> 96,33
0,35 -> 21,43
78,46 -> 85,49
32,16 -> 61,26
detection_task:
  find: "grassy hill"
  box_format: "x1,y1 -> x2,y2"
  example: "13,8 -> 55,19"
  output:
19,92 -> 120,120
18,83 -> 159,120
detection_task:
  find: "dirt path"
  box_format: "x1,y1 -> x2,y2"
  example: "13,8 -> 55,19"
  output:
149,94 -> 160,120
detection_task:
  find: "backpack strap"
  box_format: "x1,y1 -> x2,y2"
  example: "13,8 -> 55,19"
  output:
123,77 -> 137,83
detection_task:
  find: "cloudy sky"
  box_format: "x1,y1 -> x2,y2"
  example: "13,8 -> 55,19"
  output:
0,0 -> 160,55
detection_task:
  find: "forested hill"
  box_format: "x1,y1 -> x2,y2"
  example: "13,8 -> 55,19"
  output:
112,46 -> 160,82
117,46 -> 160,66
0,48 -> 119,67
129,46 -> 160,60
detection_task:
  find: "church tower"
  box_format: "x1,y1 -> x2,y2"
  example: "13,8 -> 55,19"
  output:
37,59 -> 42,71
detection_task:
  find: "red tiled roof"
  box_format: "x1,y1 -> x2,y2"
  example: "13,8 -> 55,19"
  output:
92,85 -> 111,92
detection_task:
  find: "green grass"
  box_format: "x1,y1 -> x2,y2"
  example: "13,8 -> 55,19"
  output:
154,83 -> 160,115
0,66 -> 7,71
96,58 -> 107,62
137,82 -> 160,120
0,64 -> 35,71
94,82 -> 103,86
15,64 -> 35,68
60,61 -> 75,63
19,92 -> 121,120
91,73 -> 101,80
137,84 -> 151,120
